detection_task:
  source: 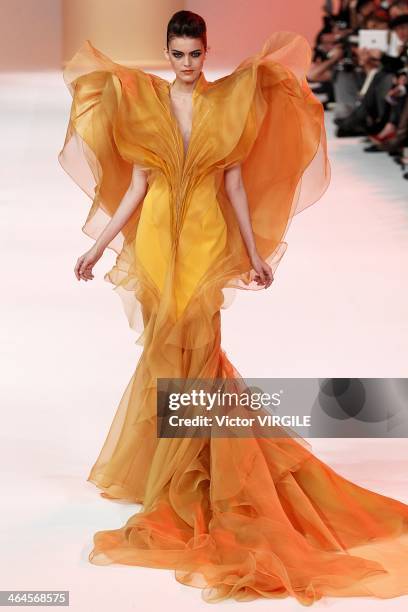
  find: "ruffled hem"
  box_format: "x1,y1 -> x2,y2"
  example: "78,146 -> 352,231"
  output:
83,309 -> 408,605
86,428 -> 408,604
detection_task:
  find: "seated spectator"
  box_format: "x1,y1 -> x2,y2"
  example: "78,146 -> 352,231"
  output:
334,51 -> 394,135
314,0 -> 408,177
310,1 -> 392,120
335,13 -> 407,137
364,13 -> 408,151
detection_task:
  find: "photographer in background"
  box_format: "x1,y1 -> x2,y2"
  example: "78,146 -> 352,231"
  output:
307,29 -> 340,108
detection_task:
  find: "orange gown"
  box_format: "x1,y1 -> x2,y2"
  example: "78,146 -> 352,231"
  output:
58,32 -> 408,604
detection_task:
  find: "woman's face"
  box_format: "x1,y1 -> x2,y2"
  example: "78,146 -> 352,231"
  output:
390,4 -> 408,18
358,1 -> 375,17
164,36 -> 206,83
319,32 -> 336,53
395,23 -> 408,43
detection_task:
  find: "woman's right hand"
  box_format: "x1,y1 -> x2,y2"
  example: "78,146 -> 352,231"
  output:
249,250 -> 274,289
74,244 -> 103,282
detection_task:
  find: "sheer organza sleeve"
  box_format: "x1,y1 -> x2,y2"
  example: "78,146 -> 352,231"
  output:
210,31 -> 331,290
57,40 -> 146,254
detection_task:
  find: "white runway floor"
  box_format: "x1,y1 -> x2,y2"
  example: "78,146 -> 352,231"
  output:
1,70 -> 408,611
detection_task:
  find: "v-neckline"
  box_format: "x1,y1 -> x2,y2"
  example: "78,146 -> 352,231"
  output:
168,86 -> 194,158
165,72 -> 206,162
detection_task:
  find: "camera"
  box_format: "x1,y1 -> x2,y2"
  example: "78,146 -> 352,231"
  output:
331,33 -> 359,72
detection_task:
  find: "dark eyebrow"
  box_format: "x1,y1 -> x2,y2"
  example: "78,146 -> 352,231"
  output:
171,49 -> 201,53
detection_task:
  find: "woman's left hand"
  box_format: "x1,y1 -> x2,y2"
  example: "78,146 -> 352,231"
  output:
250,251 -> 274,289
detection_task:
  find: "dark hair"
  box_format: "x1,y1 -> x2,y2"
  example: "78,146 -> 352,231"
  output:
314,26 -> 333,47
390,13 -> 408,27
392,1 -> 408,8
356,0 -> 375,11
167,10 -> 207,51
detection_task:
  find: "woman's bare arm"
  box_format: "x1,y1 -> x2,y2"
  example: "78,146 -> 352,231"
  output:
224,163 -> 257,257
75,164 -> 148,281
224,163 -> 273,288
93,164 -> 148,255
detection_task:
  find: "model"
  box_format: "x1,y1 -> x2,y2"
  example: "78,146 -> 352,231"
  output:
58,9 -> 408,606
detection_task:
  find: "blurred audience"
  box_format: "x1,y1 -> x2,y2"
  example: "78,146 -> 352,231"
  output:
308,0 -> 408,179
